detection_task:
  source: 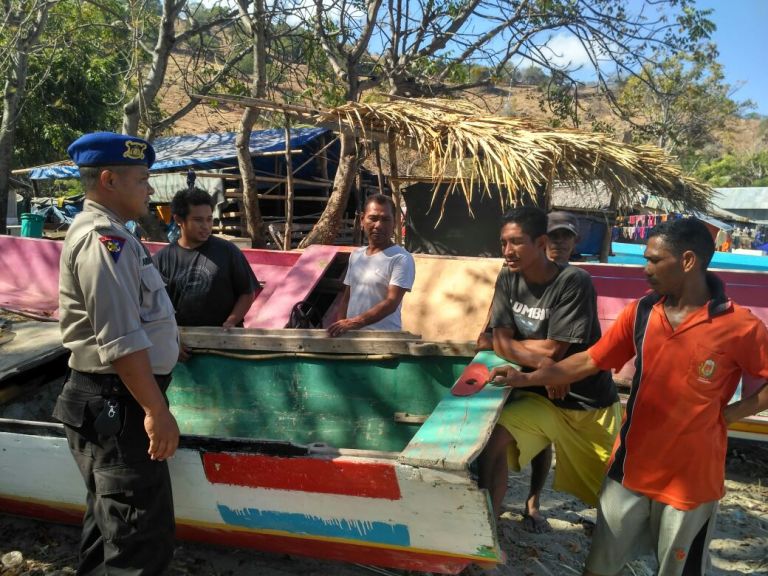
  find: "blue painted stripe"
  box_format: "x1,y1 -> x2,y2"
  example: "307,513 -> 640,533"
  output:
217,505 -> 411,547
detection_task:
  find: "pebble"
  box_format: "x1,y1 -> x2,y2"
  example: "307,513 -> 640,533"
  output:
1,551 -> 24,570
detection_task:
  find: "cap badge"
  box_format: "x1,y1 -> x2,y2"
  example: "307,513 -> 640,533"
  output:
123,141 -> 147,161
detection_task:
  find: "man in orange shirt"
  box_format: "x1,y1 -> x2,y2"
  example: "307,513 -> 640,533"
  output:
488,217 -> 768,576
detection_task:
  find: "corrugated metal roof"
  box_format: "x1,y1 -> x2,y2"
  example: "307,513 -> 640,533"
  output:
28,128 -> 332,180
712,187 -> 768,210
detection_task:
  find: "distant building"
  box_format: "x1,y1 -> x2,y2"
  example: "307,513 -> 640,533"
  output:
713,188 -> 768,223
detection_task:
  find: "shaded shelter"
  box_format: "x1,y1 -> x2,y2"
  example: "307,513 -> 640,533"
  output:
19,129 -> 344,246
194,95 -> 713,259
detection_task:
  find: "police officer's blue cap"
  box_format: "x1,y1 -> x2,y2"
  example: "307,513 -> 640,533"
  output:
67,132 -> 155,168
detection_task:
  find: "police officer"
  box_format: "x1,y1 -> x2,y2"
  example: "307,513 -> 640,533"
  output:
53,132 -> 180,575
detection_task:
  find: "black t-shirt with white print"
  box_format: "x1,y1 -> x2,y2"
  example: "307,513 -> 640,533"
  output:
489,264 -> 617,410
153,235 -> 258,327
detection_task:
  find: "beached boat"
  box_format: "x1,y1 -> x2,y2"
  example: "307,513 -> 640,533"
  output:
0,325 -> 509,574
0,236 -> 502,573
1,236 -> 766,574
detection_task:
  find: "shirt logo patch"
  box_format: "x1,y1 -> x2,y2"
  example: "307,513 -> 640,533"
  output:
511,301 -> 550,321
674,548 -> 687,561
123,140 -> 147,161
698,358 -> 716,380
99,235 -> 126,263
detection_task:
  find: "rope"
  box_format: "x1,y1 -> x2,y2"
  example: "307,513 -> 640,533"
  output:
190,349 -> 398,361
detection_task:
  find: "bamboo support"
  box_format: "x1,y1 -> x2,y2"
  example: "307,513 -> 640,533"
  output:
196,93 -> 319,117
283,114 -> 295,251
387,134 -> 402,244
600,191 -> 619,263
319,134 -> 329,184
545,162 -> 556,211
374,142 -> 386,196
194,172 -> 332,188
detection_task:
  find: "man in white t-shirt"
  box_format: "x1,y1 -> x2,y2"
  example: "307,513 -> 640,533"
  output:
328,194 -> 416,336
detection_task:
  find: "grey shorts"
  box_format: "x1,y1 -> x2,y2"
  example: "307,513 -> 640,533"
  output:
586,477 -> 718,576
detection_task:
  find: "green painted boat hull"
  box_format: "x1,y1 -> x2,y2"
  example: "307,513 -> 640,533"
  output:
169,354 -> 470,452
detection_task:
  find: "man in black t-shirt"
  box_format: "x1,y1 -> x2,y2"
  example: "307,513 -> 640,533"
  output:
477,207 -> 621,534
153,189 -> 258,339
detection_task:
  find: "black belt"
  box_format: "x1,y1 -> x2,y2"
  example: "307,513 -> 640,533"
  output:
68,369 -> 172,396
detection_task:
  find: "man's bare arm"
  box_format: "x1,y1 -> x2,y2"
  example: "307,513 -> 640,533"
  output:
328,285 -> 407,337
223,291 -> 256,328
723,381 -> 768,424
112,349 -> 179,461
493,327 -> 571,369
489,351 -> 600,395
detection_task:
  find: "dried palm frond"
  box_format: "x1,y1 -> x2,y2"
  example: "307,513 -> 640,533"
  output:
316,98 -> 712,213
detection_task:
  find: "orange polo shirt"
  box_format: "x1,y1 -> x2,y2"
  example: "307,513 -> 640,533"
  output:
588,275 -> 768,510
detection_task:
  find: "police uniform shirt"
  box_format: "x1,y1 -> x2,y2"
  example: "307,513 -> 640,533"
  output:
59,199 -> 179,375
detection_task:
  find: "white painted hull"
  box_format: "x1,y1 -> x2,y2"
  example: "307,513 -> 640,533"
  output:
0,423 -> 500,574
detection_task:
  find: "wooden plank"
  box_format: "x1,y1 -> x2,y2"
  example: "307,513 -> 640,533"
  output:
399,350 -> 513,470
402,254 -> 502,342
250,245 -> 342,329
0,321 -> 66,383
181,327 -> 420,341
178,328 -> 474,357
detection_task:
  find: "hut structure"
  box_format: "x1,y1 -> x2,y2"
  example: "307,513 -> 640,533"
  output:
204,95 -> 712,261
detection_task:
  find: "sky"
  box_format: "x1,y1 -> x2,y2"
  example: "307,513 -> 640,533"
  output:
697,0 -> 768,115
505,0 -> 768,116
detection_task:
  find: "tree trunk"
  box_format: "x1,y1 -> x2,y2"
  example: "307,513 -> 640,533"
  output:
235,0 -> 268,248
0,2 -> 51,234
298,132 -> 358,247
122,0 -> 183,135
237,108 -> 267,248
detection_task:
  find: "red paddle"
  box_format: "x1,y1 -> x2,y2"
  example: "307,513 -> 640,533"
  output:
451,362 -> 492,396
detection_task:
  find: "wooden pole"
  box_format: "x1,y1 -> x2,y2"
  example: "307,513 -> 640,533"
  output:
600,191 -> 619,263
374,142 -> 385,196
319,134 -> 329,185
387,134 -> 402,244
545,162 -> 556,211
283,114 -> 295,251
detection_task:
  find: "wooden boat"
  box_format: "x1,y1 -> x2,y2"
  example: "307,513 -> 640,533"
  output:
0,236 -> 499,573
0,326 -> 504,574
1,236 -> 766,574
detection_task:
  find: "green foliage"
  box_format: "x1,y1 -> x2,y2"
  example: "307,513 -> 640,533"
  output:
617,46 -> 747,160
695,152 -> 768,187
4,0 -> 126,166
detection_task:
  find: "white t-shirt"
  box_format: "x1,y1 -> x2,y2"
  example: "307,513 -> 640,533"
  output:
343,245 -> 416,330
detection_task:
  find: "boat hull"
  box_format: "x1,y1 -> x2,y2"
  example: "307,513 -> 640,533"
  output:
0,424 -> 499,574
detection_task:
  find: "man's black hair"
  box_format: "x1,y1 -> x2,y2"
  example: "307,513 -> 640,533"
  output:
648,217 -> 715,269
171,187 -> 214,219
363,193 -> 396,217
500,206 -> 547,240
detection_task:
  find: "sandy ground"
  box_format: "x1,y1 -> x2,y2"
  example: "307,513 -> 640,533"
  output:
1,440 -> 766,576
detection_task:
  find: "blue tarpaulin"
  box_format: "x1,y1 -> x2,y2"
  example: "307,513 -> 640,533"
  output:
29,128 -> 334,180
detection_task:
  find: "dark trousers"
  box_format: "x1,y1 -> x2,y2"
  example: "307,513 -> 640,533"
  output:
54,375 -> 175,575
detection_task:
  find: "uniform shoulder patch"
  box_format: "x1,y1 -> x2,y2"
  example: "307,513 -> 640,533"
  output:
99,235 -> 126,263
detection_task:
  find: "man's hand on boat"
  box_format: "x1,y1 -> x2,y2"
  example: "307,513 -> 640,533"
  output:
327,317 -> 365,337
178,344 -> 192,362
488,365 -> 570,400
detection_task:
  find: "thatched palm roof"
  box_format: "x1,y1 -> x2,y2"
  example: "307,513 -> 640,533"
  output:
317,98 -> 711,211
199,94 -> 712,212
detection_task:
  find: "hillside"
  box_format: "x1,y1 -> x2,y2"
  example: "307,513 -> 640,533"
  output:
156,55 -> 765,163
